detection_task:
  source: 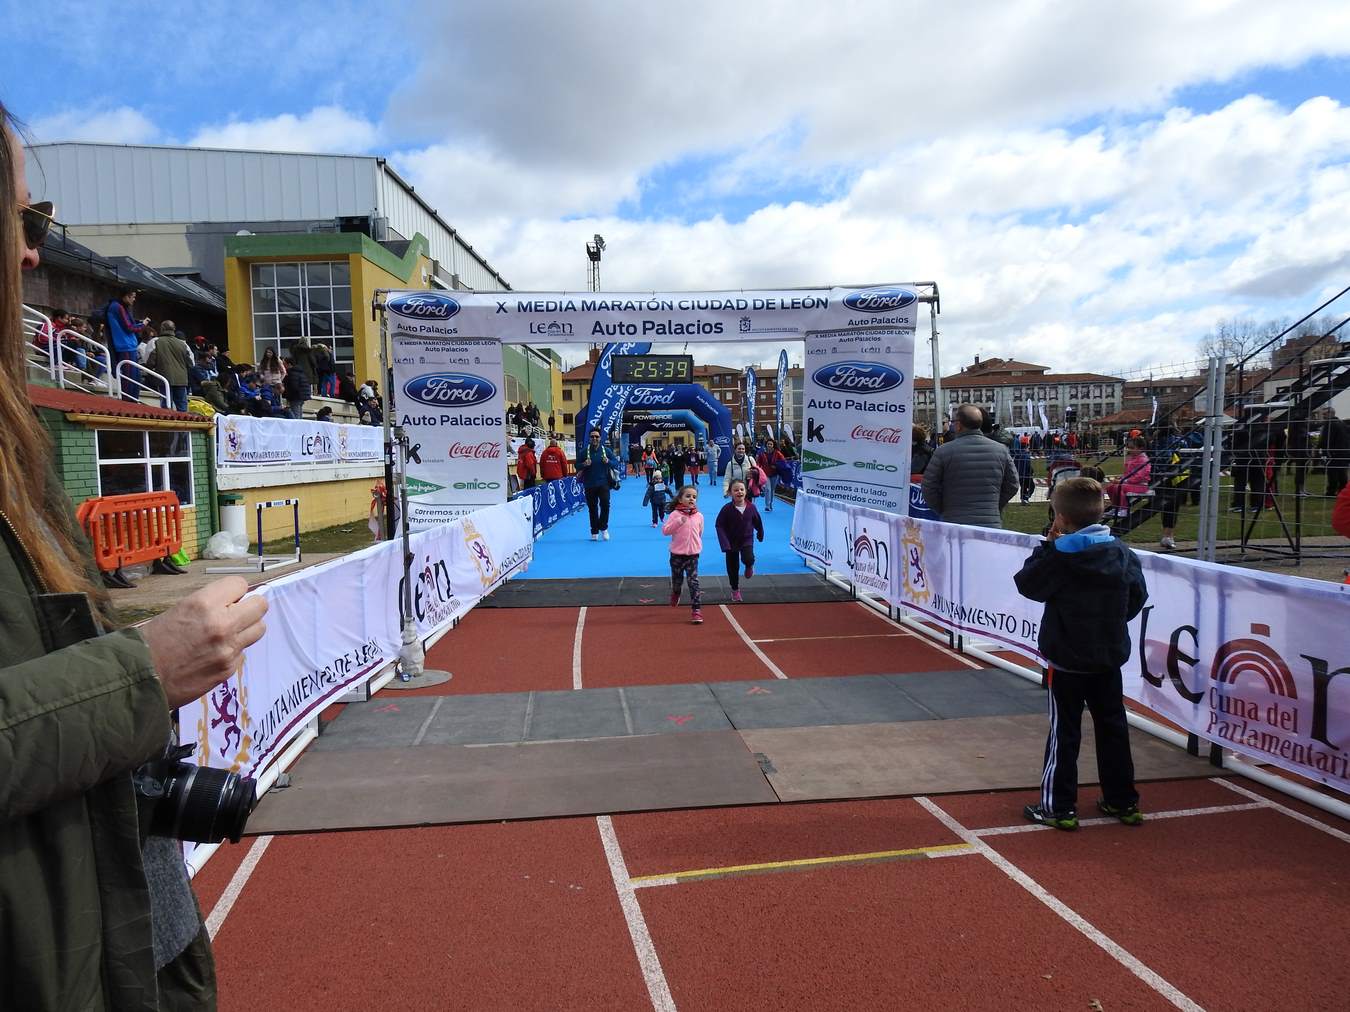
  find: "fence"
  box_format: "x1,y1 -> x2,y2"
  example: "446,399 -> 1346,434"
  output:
76,491 -> 185,585
791,491 -> 1350,819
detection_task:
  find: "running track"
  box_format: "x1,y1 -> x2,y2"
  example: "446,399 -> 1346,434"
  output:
199,601 -> 1350,1010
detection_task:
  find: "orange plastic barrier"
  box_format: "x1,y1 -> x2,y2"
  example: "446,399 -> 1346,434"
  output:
76,491 -> 184,572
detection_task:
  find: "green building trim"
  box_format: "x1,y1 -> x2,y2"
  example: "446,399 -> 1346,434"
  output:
224,231 -> 431,282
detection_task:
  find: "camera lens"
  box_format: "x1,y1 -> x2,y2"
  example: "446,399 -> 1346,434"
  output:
152,764 -> 258,844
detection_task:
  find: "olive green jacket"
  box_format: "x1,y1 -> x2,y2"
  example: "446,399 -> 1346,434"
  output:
0,509 -> 187,1009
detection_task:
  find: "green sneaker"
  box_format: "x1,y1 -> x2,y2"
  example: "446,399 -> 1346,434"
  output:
1097,799 -> 1144,826
1023,804 -> 1078,831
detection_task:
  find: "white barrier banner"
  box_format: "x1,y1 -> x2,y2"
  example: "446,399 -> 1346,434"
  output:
215,415 -> 382,467
391,337 -> 507,529
180,498 -> 533,786
383,286 -> 921,344
800,328 -> 914,513
791,492 -> 1350,792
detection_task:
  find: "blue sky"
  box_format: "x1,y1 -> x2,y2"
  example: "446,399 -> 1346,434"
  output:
5,0 -> 1350,374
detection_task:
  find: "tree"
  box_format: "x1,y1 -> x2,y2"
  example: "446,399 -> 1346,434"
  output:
1199,317 -> 1277,368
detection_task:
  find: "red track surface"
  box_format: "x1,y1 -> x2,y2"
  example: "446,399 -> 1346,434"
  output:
202,602 -> 1349,1010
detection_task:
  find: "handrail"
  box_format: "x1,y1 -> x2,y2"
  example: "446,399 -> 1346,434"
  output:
114,357 -> 172,408
21,305 -> 57,381
50,327 -> 112,392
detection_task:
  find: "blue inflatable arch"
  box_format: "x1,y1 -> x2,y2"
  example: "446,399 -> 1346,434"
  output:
623,410 -> 709,458
619,384 -> 735,475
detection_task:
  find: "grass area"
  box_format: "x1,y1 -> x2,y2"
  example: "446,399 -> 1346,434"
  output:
262,519 -> 376,557
1003,483 -> 1341,545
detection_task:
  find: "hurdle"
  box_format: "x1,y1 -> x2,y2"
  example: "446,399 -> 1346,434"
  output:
207,498 -> 302,574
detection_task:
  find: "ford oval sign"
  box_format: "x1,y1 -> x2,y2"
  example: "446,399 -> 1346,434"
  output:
403,372 -> 496,407
812,362 -> 904,394
387,291 -> 461,320
843,287 -> 918,313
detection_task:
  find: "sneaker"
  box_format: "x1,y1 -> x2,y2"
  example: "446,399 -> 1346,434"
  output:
1160,536 -> 1176,549
669,593 -> 680,607
731,590 -> 743,603
691,608 -> 703,624
1022,804 -> 1078,831
602,530 -> 610,541
652,522 -> 657,528
744,564 -> 754,579
591,533 -> 599,541
1097,798 -> 1144,826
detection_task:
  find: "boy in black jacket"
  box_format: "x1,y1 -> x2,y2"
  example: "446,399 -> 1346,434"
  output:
1014,477 -> 1148,830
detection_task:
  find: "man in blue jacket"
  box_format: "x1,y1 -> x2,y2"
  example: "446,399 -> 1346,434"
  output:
578,428 -> 620,541
104,286 -> 147,401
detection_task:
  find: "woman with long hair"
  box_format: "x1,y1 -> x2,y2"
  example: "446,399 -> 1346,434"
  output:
1,102 -> 268,1009
256,344 -> 286,388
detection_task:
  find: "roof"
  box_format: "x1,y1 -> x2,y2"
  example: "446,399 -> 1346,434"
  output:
1087,406 -> 1202,428
955,357 -> 1051,375
939,371 -> 1123,388
37,230 -> 226,313
29,384 -> 207,425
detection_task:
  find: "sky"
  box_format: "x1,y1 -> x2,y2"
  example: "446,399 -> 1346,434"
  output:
4,0 -> 1350,377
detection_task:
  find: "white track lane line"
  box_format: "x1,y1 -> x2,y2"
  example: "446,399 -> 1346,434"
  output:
719,604 -> 788,680
596,815 -> 677,1011
915,797 -> 1204,1012
972,802 -> 1265,837
205,834 -> 273,940
411,696 -> 445,747
572,606 -> 587,690
1211,778 -> 1350,844
853,601 -> 984,670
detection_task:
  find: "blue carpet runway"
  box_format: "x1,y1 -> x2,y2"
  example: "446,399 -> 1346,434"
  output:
522,475 -> 804,580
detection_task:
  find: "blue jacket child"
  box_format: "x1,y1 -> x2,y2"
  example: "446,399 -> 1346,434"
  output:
642,470 -> 672,525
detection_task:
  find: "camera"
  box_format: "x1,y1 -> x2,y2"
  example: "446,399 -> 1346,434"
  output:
133,743 -> 257,844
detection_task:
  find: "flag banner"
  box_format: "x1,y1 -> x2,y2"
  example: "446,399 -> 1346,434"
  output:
180,498 -> 533,786
791,492 -> 1350,792
383,287 -> 921,344
215,415 -> 382,467
744,366 -> 758,436
517,475 -> 586,537
776,348 -> 788,440
391,337 -> 507,529
799,328 -> 915,513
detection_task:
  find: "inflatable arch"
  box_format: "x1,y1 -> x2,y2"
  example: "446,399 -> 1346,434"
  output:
620,384 -> 734,475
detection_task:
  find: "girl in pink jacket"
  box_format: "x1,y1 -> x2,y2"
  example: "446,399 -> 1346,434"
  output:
661,485 -> 705,624
1105,437 -> 1152,515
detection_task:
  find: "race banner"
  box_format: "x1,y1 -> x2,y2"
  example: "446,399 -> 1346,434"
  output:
576,340 -> 652,447
744,366 -> 757,437
391,337 -> 507,529
382,286 -> 921,344
791,492 -> 1350,792
517,475 -> 586,537
180,498 -> 533,793
800,327 -> 915,513
775,348 -> 788,440
215,415 -> 382,467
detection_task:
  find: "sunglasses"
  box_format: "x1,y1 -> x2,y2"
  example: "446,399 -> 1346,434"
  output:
20,201 -> 56,249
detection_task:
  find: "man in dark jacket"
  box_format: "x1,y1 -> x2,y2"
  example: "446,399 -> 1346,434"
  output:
282,356 -> 312,419
921,404 -> 1019,527
577,428 -> 620,540
1014,477 -> 1147,830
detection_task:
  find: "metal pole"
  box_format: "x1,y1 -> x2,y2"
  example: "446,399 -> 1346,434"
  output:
377,305 -> 397,543
929,300 -> 943,435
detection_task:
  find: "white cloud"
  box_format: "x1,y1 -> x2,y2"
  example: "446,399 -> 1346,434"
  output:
187,106 -> 379,154
28,106 -> 159,144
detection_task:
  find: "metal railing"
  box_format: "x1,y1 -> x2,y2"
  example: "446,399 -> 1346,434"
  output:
23,303 -> 174,408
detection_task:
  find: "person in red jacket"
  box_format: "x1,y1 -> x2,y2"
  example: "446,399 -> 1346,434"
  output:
756,438 -> 787,513
1332,482 -> 1350,540
539,437 -> 569,482
515,437 -> 538,489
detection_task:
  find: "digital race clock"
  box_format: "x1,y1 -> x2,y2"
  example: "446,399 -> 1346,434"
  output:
612,354 -> 695,383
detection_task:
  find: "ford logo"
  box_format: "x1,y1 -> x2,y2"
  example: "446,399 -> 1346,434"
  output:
843,287 -> 918,313
388,292 -> 461,320
812,362 -> 904,394
403,372 -> 496,407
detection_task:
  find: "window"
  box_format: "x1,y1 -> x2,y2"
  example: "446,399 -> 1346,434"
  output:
563,388 -> 574,402
250,261 -> 353,371
1092,384 -> 1103,398
562,412 -> 574,425
97,429 -> 194,506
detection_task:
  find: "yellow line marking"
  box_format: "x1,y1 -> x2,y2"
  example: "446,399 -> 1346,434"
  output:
628,842 -> 974,884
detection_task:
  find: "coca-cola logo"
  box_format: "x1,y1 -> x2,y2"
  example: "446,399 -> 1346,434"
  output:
447,441 -> 502,459
851,424 -> 905,444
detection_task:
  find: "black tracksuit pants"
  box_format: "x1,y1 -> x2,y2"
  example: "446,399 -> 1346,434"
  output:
1041,667 -> 1138,814
585,485 -> 611,534
725,544 -> 754,590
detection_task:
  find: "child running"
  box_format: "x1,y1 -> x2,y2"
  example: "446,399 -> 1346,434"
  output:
642,468 -> 672,527
1014,477 -> 1149,830
661,485 -> 705,624
715,479 -> 764,603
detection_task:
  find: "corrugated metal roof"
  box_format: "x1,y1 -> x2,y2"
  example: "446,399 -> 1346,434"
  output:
36,231 -> 226,313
